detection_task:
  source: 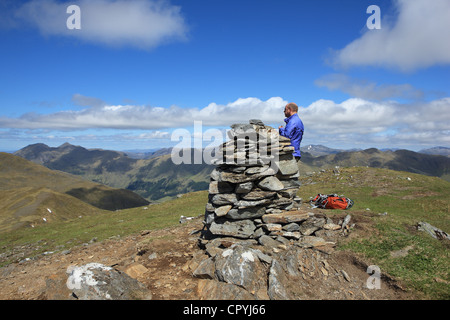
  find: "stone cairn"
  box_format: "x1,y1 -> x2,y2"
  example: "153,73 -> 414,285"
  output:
203,119 -> 304,240
193,120 -> 350,300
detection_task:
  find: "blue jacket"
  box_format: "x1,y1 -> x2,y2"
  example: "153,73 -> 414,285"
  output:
279,113 -> 304,158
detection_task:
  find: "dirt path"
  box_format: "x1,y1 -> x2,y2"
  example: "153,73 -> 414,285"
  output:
0,215 -> 416,300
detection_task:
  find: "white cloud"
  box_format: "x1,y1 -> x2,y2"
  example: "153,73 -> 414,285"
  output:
0,96 -> 288,131
302,98 -> 398,134
402,98 -> 450,132
14,0 -> 188,49
301,97 -> 450,149
330,0 -> 450,71
1,96 -> 449,150
136,131 -> 171,139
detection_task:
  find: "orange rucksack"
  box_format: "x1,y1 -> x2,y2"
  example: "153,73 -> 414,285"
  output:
312,194 -> 354,210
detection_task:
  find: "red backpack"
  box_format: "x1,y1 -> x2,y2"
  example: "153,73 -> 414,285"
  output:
312,194 -> 354,210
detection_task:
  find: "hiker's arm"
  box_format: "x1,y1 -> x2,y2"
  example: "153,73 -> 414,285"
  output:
279,121 -> 294,139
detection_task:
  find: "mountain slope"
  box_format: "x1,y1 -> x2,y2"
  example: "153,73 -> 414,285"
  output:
14,142 -> 136,175
125,151 -> 211,200
15,144 -> 213,201
301,148 -> 450,181
0,152 -> 149,231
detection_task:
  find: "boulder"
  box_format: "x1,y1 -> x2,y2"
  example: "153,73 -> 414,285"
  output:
219,171 -> 256,183
297,236 -> 333,248
275,156 -> 299,176
283,223 -> 300,232
228,124 -> 257,139
245,165 -> 270,175
262,211 -> 309,224
417,222 -> 450,240
225,206 -> 266,220
193,257 -> 216,279
66,263 -> 151,300
258,235 -> 282,248
196,279 -> 255,300
209,219 -> 256,239
214,245 -> 268,295
267,259 -> 291,300
270,231 -> 301,240
241,189 -> 276,200
211,193 -> 238,206
299,217 -> 326,236
235,182 -> 254,193
257,176 -> 284,191
237,199 -> 271,208
209,181 -> 234,194
124,263 -> 148,279
214,205 -> 232,217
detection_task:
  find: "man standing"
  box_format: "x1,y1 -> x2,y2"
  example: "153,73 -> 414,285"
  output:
279,103 -> 304,162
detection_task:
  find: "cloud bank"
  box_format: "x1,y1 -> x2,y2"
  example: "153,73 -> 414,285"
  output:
0,96 -> 288,130
330,0 -> 450,71
14,0 -> 188,49
1,95 -> 449,149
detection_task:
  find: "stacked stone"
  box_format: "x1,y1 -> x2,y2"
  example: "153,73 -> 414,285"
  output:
203,119 -> 302,240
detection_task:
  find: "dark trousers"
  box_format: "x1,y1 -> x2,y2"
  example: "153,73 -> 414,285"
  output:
295,156 -> 301,172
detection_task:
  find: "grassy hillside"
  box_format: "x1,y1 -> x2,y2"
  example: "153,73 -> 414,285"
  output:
0,153 -> 149,231
0,187 -> 105,232
298,167 -> 450,299
0,191 -> 209,266
1,166 -> 448,298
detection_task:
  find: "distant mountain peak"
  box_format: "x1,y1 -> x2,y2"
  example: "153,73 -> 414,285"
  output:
59,142 -> 75,148
300,144 -> 344,157
419,146 -> 450,157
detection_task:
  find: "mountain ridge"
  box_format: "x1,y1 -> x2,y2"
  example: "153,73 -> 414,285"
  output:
14,144 -> 212,201
117,144 -> 450,159
13,142 -> 450,204
300,148 -> 450,180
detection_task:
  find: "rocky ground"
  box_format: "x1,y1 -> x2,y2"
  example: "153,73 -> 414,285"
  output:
0,205 -> 417,301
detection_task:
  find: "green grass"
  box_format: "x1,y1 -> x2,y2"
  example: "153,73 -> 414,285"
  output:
0,191 -> 208,266
298,167 -> 450,299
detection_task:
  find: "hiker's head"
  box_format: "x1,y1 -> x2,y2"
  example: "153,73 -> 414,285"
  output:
284,103 -> 298,117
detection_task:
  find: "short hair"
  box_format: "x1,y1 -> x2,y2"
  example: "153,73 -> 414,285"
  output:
286,103 -> 298,113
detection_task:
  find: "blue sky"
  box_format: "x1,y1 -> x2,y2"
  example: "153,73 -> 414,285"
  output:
0,0 -> 449,152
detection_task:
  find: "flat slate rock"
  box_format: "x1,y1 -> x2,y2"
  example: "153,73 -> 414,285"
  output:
262,211 -> 309,224
209,219 -> 256,239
